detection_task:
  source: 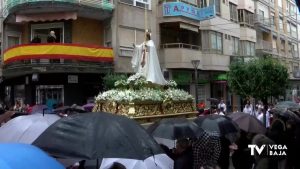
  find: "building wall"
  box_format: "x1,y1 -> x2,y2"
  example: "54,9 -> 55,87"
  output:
220,0 -> 230,20
237,0 -> 255,13
21,23 -> 29,44
72,17 -> 103,45
256,2 -> 269,17
114,1 -> 158,73
240,27 -> 256,42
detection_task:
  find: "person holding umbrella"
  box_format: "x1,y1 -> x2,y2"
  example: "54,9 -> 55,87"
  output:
173,138 -> 193,169
191,131 -> 221,169
231,130 -> 255,169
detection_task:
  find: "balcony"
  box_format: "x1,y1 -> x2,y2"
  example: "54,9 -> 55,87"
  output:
3,43 -> 114,77
3,0 -> 114,18
288,51 -> 299,58
160,43 -> 202,69
256,40 -> 272,53
254,15 -> 271,31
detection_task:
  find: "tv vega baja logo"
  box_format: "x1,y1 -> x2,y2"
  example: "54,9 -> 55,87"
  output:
248,144 -> 287,156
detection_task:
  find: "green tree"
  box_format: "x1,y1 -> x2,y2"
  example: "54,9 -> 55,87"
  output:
227,57 -> 289,103
103,73 -> 128,90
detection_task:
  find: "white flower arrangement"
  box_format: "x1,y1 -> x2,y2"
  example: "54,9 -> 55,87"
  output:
127,73 -> 145,83
96,73 -> 193,103
95,88 -> 193,102
164,88 -> 193,101
166,80 -> 177,88
95,89 -> 119,101
114,79 -> 128,88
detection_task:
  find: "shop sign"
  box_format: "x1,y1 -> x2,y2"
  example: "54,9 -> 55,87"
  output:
68,75 -> 78,84
163,2 -> 216,21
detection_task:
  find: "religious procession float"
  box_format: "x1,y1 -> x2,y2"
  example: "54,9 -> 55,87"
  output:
93,73 -> 196,123
93,16 -> 197,122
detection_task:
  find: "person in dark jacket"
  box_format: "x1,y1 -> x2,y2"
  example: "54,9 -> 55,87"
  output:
47,30 -> 56,43
232,130 -> 255,169
173,138 -> 193,169
217,137 -> 230,169
252,134 -> 278,169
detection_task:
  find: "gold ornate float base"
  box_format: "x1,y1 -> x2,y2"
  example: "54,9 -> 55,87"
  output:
93,101 -> 197,123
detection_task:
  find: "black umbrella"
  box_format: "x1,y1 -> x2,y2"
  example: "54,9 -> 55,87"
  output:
194,114 -> 239,143
206,98 -> 219,103
33,112 -> 164,160
147,118 -> 204,140
53,106 -> 87,116
275,101 -> 300,112
228,112 -> 266,134
269,108 -> 300,122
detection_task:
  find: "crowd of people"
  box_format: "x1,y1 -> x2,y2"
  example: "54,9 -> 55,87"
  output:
192,98 -> 300,169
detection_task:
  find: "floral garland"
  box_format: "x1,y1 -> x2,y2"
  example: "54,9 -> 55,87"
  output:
96,74 -> 193,102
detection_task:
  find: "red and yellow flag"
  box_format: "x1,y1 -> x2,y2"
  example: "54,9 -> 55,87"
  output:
4,44 -> 114,64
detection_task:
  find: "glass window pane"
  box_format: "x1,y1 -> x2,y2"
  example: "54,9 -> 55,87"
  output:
217,34 -> 222,50
210,33 -> 217,49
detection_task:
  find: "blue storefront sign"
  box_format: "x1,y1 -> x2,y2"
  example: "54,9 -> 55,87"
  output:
163,2 -> 216,21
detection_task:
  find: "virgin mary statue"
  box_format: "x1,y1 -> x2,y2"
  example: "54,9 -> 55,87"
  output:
131,31 -> 167,85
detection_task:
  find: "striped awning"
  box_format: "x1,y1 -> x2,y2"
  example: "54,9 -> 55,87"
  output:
16,12 -> 77,22
4,44 -> 114,64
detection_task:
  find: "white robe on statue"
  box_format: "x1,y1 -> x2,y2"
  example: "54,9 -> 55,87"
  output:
132,40 -> 167,85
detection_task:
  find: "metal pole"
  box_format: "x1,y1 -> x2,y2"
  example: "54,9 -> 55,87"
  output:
195,67 -> 198,105
191,60 -> 200,107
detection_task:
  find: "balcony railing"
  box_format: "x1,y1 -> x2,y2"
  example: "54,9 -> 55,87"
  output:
3,0 -> 114,17
4,43 -> 114,65
161,43 -> 201,50
256,40 -> 272,52
291,31 -> 297,38
272,48 -> 279,55
255,15 -> 271,27
280,50 -> 286,57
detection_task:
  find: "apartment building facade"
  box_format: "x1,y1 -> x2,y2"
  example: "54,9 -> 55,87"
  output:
1,0 -> 114,106
111,0 -> 256,111
254,0 -> 300,100
1,0 -> 298,108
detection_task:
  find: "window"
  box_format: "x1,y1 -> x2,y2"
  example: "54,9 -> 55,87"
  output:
287,21 -> 291,34
31,22 -> 64,43
270,12 -> 275,27
241,41 -> 255,56
288,42 -> 297,57
7,36 -> 20,49
272,38 -> 277,51
232,36 -> 239,55
119,27 -> 147,56
210,31 -> 222,52
104,26 -> 112,47
214,0 -> 221,14
290,4 -> 296,19
200,0 -> 208,8
119,0 -> 151,9
279,18 -> 283,31
202,30 -> 222,54
278,0 -> 282,8
230,3 -> 238,22
181,0 -> 198,6
31,22 -> 64,64
291,24 -> 297,38
238,9 -> 254,27
259,10 -> 264,18
280,40 -> 285,52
